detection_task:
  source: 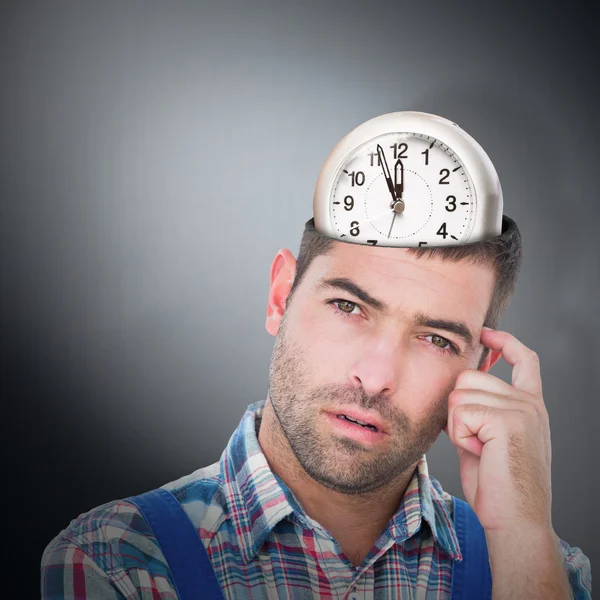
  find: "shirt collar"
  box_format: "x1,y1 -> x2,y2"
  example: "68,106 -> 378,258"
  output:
219,400 -> 294,563
398,451 -> 463,561
220,400 -> 462,563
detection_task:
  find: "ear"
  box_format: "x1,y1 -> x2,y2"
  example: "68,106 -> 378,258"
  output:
478,347 -> 502,373
266,248 -> 297,336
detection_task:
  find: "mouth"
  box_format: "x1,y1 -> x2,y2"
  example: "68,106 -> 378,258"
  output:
322,411 -> 388,443
324,408 -> 388,435
335,414 -> 380,432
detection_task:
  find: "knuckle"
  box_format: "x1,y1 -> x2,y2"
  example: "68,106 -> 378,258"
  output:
452,401 -> 467,416
455,369 -> 477,389
448,388 -> 465,405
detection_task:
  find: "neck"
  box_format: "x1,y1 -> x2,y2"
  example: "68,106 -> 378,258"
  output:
257,396 -> 418,565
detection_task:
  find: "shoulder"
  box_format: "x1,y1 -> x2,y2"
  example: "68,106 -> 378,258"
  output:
425,475 -> 592,599
160,460 -> 229,537
41,460 -> 227,598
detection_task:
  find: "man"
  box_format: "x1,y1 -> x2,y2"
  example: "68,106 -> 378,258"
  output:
42,217 -> 591,599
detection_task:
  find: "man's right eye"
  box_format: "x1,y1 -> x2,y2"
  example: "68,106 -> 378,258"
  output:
326,299 -> 363,320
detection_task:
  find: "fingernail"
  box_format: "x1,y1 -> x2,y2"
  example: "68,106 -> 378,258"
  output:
481,326 -> 494,331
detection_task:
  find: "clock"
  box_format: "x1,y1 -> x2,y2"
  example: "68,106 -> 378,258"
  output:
313,111 -> 503,247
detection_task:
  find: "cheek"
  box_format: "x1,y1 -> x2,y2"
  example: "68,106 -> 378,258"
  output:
287,316 -> 340,371
422,368 -> 454,392
400,363 -> 457,411
291,305 -> 345,355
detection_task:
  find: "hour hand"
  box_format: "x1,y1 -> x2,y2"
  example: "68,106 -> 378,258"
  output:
393,158 -> 405,213
394,158 -> 404,200
376,145 -> 398,205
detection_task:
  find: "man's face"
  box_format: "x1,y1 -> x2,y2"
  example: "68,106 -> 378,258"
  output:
267,242 -> 496,495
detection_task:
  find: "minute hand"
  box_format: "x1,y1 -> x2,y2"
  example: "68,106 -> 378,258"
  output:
376,144 -> 398,205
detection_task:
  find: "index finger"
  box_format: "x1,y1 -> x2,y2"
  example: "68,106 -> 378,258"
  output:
480,328 -> 543,398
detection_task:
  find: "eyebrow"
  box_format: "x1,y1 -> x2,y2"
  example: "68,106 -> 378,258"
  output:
313,276 -> 476,349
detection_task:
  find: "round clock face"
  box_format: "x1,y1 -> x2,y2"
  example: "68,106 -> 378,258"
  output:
329,132 -> 476,247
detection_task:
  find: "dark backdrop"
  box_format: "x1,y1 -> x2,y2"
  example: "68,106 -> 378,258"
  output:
2,1 -> 597,596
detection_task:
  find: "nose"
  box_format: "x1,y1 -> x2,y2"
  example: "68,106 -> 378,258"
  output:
348,333 -> 403,398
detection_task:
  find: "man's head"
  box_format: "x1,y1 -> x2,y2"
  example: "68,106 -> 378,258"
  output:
263,217 -> 522,495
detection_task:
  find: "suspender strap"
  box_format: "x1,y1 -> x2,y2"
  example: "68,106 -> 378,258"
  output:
128,488 -> 491,599
451,496 -> 493,599
127,488 -> 225,600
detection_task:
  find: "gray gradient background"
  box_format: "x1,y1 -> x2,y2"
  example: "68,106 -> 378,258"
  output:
2,0 -> 597,593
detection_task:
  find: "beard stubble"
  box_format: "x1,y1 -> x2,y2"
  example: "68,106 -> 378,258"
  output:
267,310 -> 452,495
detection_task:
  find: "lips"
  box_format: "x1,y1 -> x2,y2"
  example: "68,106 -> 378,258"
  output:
336,414 -> 379,431
325,408 -> 387,434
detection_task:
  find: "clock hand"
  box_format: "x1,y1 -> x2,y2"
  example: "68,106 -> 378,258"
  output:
393,158 -> 405,213
376,145 -> 399,207
370,206 -> 395,221
388,212 -> 397,238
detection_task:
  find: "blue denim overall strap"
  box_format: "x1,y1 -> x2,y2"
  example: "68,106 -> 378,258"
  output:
127,488 -> 490,599
127,488 -> 225,600
450,496 -> 493,599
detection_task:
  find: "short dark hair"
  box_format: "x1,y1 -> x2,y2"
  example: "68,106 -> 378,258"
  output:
286,216 -> 523,368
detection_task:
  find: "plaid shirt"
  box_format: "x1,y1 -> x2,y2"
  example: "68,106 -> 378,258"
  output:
42,400 -> 592,599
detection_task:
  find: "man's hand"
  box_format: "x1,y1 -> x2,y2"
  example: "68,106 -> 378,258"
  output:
443,328 -> 575,598
442,327 -> 553,534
